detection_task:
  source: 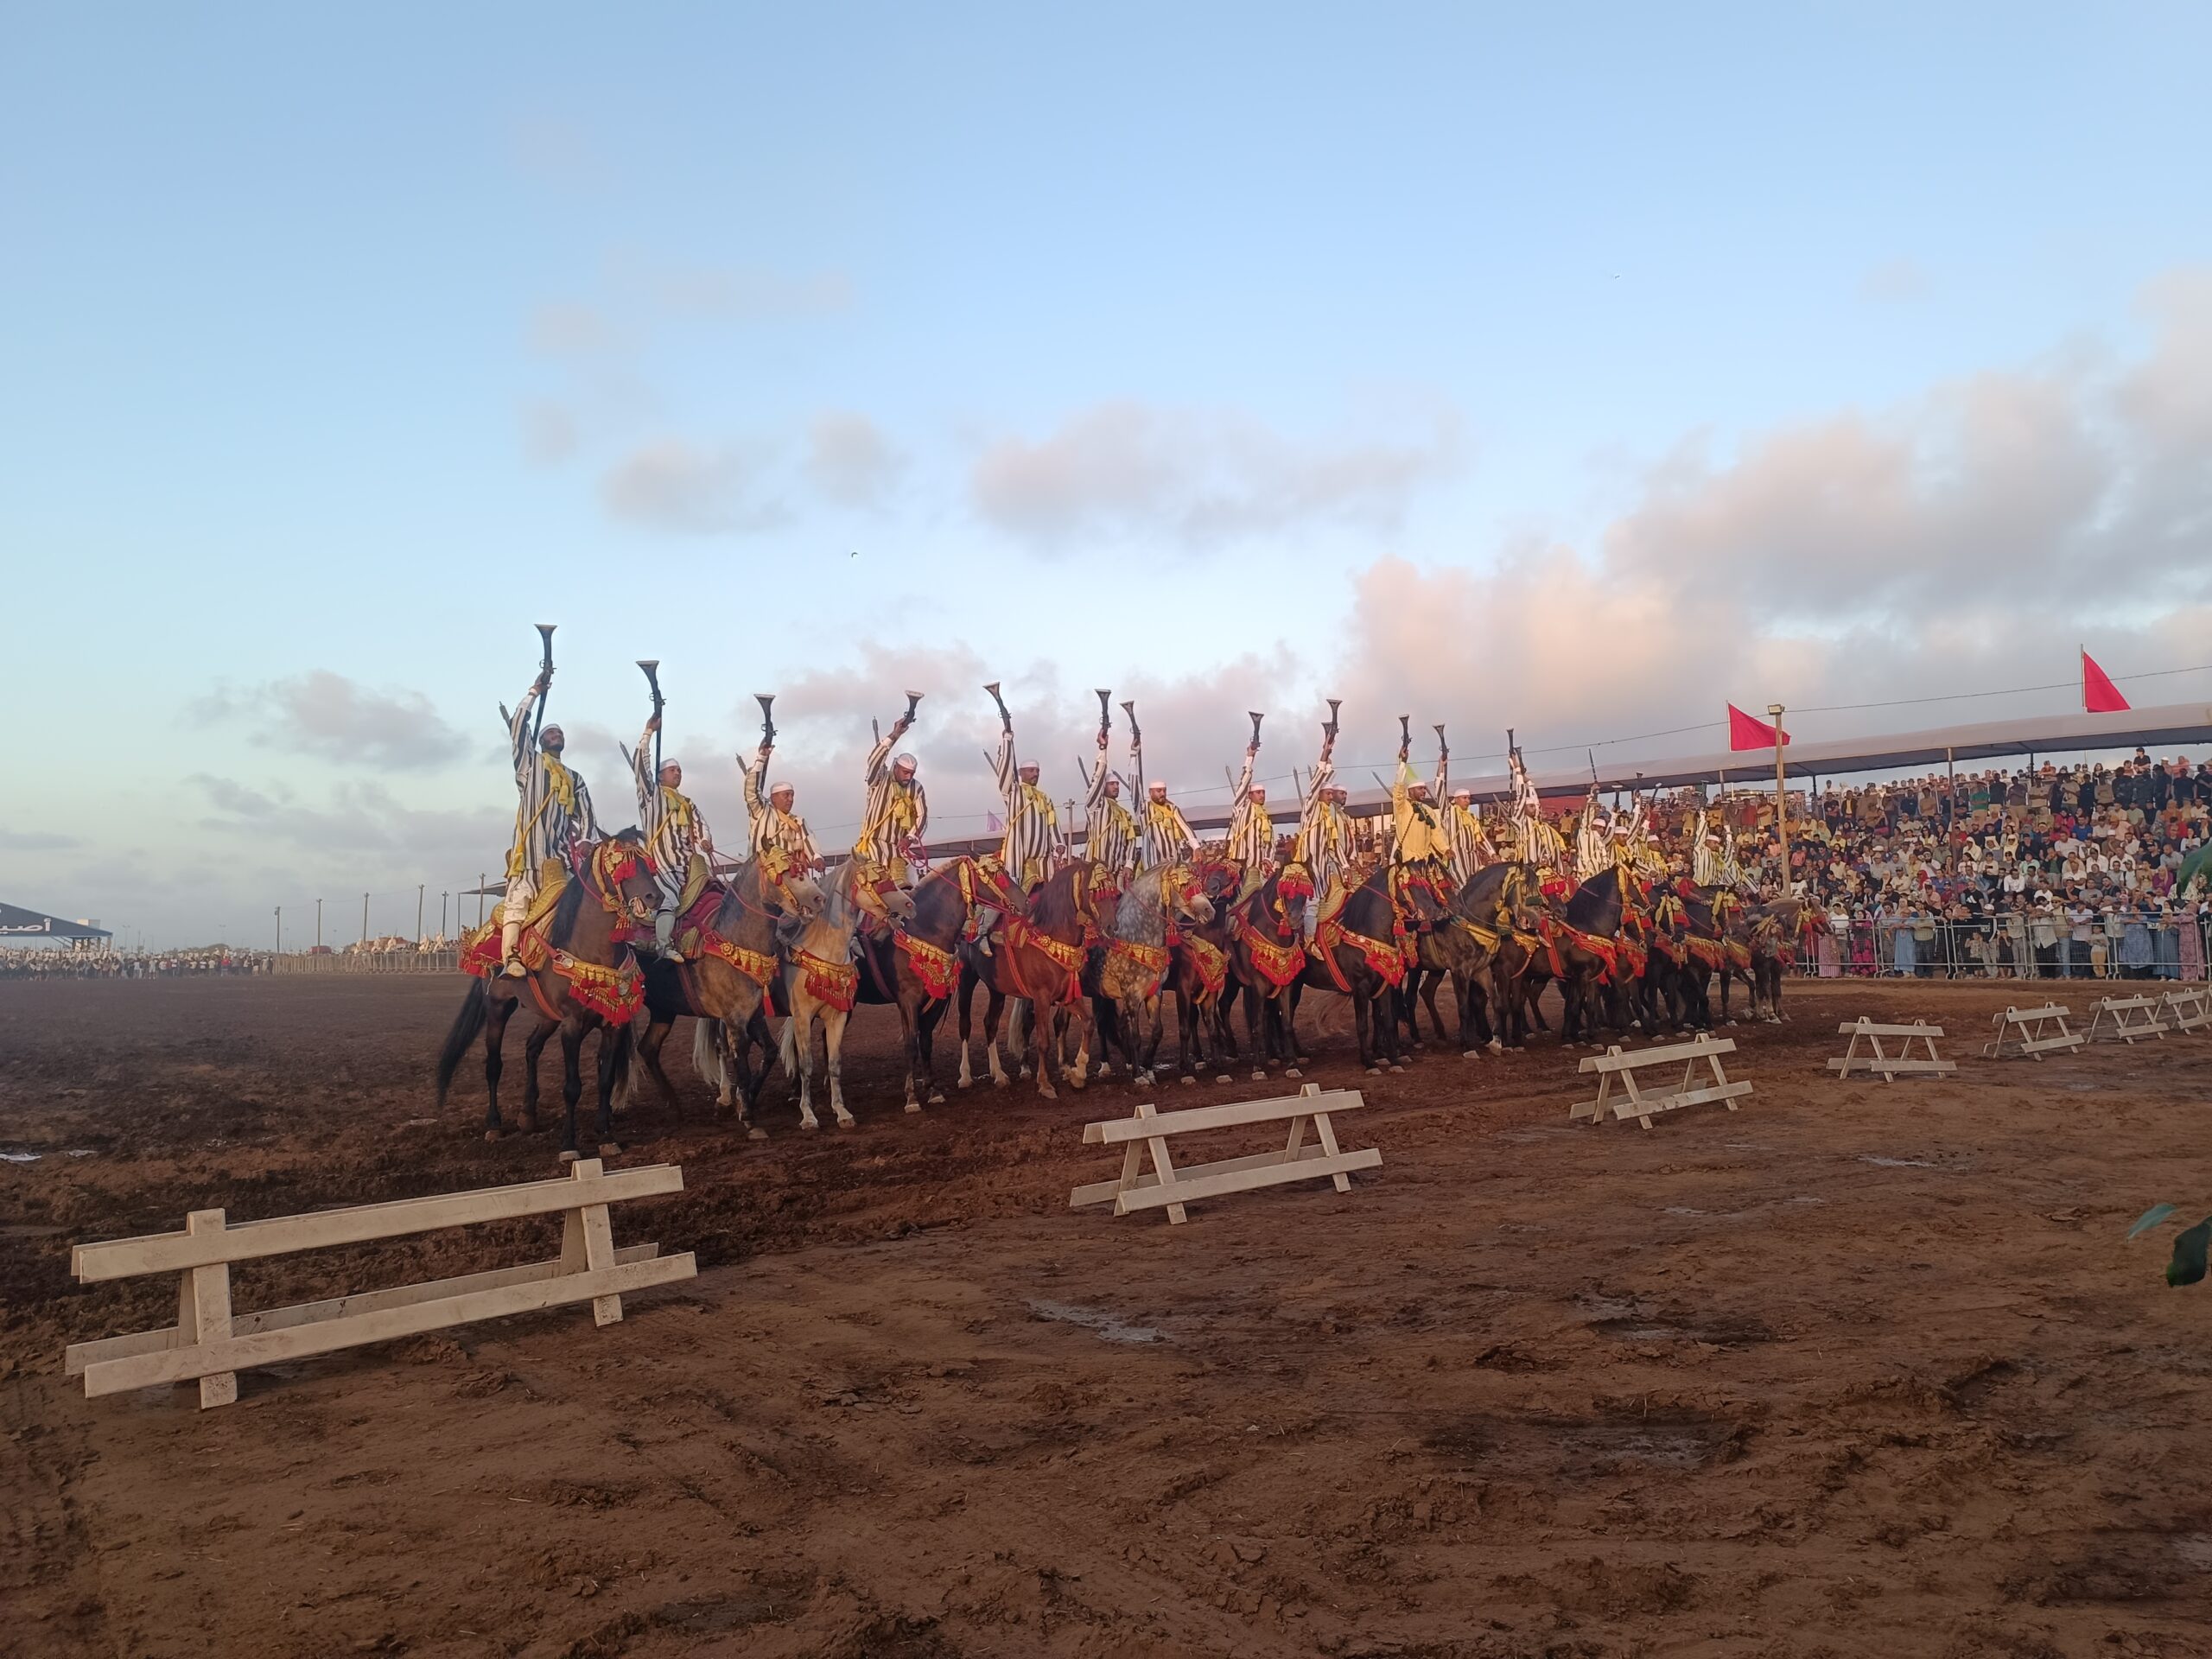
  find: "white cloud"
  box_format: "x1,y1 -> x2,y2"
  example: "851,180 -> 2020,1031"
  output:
805,411 -> 903,508
970,401 -> 1465,550
599,438 -> 786,535
520,400 -> 578,465
188,671 -> 467,771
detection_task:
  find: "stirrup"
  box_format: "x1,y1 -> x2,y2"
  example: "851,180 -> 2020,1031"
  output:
501,956 -> 527,979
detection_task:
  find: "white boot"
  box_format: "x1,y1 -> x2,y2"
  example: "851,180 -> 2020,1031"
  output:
500,920 -> 526,977
655,909 -> 684,963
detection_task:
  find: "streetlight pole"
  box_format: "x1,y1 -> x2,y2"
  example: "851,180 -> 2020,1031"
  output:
440,892 -> 449,937
477,872 -> 486,928
315,898 -> 323,949
273,906 -> 281,953
416,883 -> 424,942
1769,702 -> 1789,893
361,893 -> 370,945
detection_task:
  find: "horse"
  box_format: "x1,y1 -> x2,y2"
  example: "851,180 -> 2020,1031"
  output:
1408,861 -> 1542,1056
1534,867 -> 1630,1046
1739,897 -> 1806,1022
633,850 -> 825,1134
1151,857 -> 1246,1084
1221,860 -> 1314,1082
953,860 -> 1097,1100
852,855 -> 1027,1110
1294,860 -> 1444,1074
1082,862 -> 1217,1089
434,836 -> 662,1157
1672,881 -> 1753,1027
772,872 -> 915,1130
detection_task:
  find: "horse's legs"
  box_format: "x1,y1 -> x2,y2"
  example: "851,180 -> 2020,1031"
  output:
789,1005 -> 822,1130
916,996 -> 948,1105
482,995 -> 516,1138
955,967 -> 976,1090
557,1019 -> 585,1157
1243,979 -> 1270,1082
983,989 -> 1012,1088
521,1016 -> 556,1133
594,1021 -> 622,1146
1354,988 -> 1377,1073
1027,995 -> 1061,1101
636,1018 -> 683,1106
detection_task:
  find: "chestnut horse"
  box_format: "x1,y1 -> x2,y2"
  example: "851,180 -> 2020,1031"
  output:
954,859 -> 1097,1100
1222,860 -> 1315,1082
853,855 -> 1026,1110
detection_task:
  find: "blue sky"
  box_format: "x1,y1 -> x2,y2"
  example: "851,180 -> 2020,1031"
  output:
6,5 -> 2211,944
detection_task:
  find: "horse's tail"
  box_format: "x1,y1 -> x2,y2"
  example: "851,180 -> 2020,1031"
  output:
778,1012 -> 799,1079
433,978 -> 488,1108
691,1016 -> 725,1090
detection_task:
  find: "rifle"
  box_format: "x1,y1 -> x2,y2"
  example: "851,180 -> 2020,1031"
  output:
531,623 -> 556,743
637,659 -> 664,773
1325,697 -> 1342,741
983,681 -> 1010,731
755,693 -> 776,746
1096,688 -> 1112,741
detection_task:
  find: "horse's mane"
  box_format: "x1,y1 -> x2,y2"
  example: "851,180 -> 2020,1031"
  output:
1027,860 -> 1093,930
1565,866 -> 1623,932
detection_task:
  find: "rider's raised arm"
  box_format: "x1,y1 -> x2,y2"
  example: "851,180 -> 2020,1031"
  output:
994,725 -> 1019,809
509,682 -> 541,783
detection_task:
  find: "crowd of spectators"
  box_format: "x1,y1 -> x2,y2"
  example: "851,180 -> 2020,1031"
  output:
0,947 -> 274,980
1708,749 -> 2212,978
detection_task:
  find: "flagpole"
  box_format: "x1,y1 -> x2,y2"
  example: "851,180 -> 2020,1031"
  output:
1769,702 -> 1789,894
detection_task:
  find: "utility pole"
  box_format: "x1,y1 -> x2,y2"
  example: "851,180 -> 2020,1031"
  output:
477,872 -> 486,927
1769,703 -> 1789,893
361,892 -> 370,944
440,892 -> 449,937
315,897 -> 323,949
416,883 -> 424,942
274,906 -> 281,952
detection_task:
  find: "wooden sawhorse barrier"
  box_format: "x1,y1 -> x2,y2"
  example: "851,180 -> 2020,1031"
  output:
64,1159 -> 696,1409
1573,1033 -> 1752,1129
2086,994 -> 2170,1045
2161,986 -> 2212,1033
1826,1018 -> 1956,1084
1982,1003 -> 2085,1061
1070,1084 -> 1379,1224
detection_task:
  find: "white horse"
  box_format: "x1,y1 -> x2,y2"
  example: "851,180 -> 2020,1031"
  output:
768,880 -> 887,1129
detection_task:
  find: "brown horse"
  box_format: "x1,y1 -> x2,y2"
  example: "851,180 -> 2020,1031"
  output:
853,855 -> 1026,1110
435,836 -> 663,1156
1153,858 -> 1245,1084
954,859 -> 1097,1099
1293,860 -> 1443,1074
636,852 -> 828,1135
1407,861 -> 1542,1056
1534,867 -> 1629,1046
1673,881 -> 1754,1027
1222,860 -> 1315,1082
1081,862 -> 1217,1089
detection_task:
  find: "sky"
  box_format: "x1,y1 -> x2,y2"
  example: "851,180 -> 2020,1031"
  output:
5,4 -> 2211,946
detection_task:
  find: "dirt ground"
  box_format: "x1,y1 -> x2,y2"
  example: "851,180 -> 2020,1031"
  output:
4,972 -> 2212,1659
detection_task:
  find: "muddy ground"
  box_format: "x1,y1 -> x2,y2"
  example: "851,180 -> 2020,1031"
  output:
3,973 -> 2210,1658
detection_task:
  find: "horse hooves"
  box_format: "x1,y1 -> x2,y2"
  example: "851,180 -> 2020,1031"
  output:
800,1121 -> 820,1133
1180,1076 -> 1197,1087
1039,1086 -> 1058,1101
1286,1067 -> 1302,1079
1389,1064 -> 1406,1074
905,1102 -> 923,1115
928,1091 -> 945,1105
1487,1040 -> 1503,1054
1215,1074 -> 1233,1085
990,1076 -> 1007,1090
747,1126 -> 769,1141
483,1128 -> 502,1144
598,1142 -> 622,1159
558,1148 -> 580,1164
1463,1050 -> 1482,1060
1251,1071 -> 1268,1083
957,1078 -> 971,1090
1365,1066 -> 1382,1077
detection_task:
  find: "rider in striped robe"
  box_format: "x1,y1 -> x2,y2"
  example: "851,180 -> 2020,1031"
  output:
1443,790 -> 1493,885
742,739 -> 821,866
632,714 -> 716,963
1298,737 -> 1351,938
1573,787 -> 1612,882
1224,742 -> 1273,887
501,671 -> 599,976
1083,731 -> 1139,890
992,717 -> 1059,889
1133,730 -> 1198,869
854,705 -> 927,883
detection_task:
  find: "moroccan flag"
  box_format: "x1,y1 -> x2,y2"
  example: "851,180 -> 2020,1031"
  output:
2082,649 -> 2130,714
1727,703 -> 1790,751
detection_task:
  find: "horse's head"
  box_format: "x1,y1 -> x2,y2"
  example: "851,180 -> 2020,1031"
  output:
587,836 -> 660,929
756,848 -> 826,921
1267,861 -> 1314,938
1389,861 -> 1450,932
1165,863 -> 1216,926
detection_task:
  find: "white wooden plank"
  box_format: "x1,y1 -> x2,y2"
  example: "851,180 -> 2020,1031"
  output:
1577,1036 -> 1736,1074
81,1253 -> 697,1397
182,1211 -> 235,1409
1827,1057 -> 1956,1075
1085,1090 -> 1367,1145
1115,1147 -> 1381,1213
65,1244 -> 661,1376
2018,1033 -> 2085,1053
72,1164 -> 685,1282
1605,1080 -> 1754,1121
1999,1004 -> 2074,1021
1834,1020 -> 1948,1039
1073,1142 -> 1332,1207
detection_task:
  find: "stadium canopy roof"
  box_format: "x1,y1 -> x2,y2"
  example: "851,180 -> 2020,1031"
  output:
0,903 -> 111,942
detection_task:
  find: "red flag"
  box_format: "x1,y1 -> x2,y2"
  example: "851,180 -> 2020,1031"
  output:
2082,649 -> 2130,714
1727,703 -> 1790,751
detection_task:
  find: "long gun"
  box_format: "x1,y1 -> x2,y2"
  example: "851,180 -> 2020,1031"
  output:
638,659 -> 664,773
531,623 -> 556,743
755,692 -> 776,745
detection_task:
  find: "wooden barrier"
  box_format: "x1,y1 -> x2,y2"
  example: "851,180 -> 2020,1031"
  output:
2161,986 -> 2212,1033
1070,1083 -> 1379,1224
1573,1033 -> 1752,1130
2086,993 -> 2169,1045
1826,1018 -> 1955,1084
64,1159 -> 695,1409
1982,1003 -> 2085,1061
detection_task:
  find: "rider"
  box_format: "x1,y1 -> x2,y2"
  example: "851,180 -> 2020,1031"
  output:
632,710 -> 715,963
501,663 -> 599,977
1082,728 -> 1140,898
855,699 -> 927,885
1132,725 -> 1198,869
1391,736 -> 1446,868
1224,738 -> 1273,890
1299,729 -> 1353,939
1444,788 -> 1493,885
1573,786 -> 1612,882
991,699 -> 1058,891
742,736 -> 820,866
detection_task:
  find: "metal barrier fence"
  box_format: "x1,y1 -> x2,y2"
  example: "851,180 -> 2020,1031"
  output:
1788,915 -> 2211,981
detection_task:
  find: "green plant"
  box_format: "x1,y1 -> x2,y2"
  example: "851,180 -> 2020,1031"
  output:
2129,1204 -> 2211,1287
